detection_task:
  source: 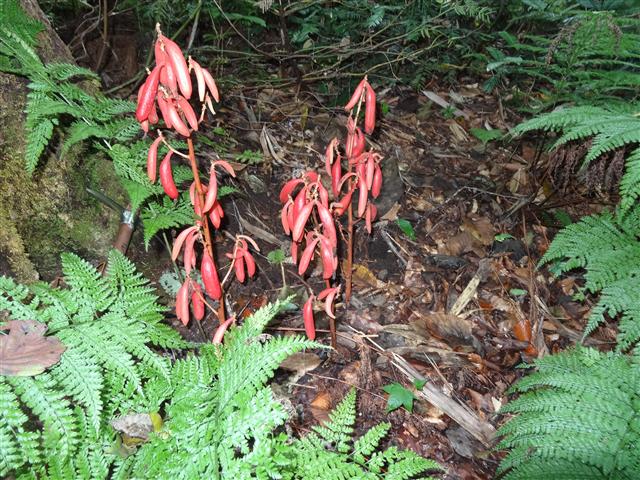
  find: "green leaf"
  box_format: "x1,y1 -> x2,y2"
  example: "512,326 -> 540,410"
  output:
412,379 -> 426,390
470,128 -> 504,145
510,288 -> 527,297
267,249 -> 286,264
495,233 -> 514,242
382,383 -> 416,413
396,219 -> 416,241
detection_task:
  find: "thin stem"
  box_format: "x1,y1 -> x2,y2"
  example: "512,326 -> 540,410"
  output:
187,137 -> 226,324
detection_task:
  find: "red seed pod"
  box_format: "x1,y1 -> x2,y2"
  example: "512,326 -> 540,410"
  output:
166,100 -> 191,137
365,202 -> 373,234
317,203 -> 337,248
160,62 -> 178,95
302,295 -> 316,341
212,317 -> 235,344
319,236 -> 335,279
202,170 -> 218,213
292,187 -> 307,222
177,96 -> 198,132
213,160 -> 236,177
191,282 -> 205,321
159,151 -> 179,200
371,164 -> 382,198
357,176 -> 368,218
171,225 -> 198,261
234,251 -> 246,283
201,68 -> 220,103
209,204 -> 222,229
140,120 -> 150,133
325,138 -> 339,175
291,241 -> 299,264
157,93 -> 173,129
345,77 -> 367,112
345,131 -> 356,160
136,65 -> 162,122
366,155 -> 375,191
353,128 -> 366,158
279,178 -> 304,204
190,58 -> 206,102
162,37 -> 192,99
147,136 -> 163,183
281,198 -> 294,235
183,230 -> 198,276
305,171 -> 319,183
364,84 -> 376,134
331,154 -> 342,197
316,182 -> 329,208
201,251 -> 221,300
176,279 -> 190,326
292,201 -> 314,242
318,286 -> 339,319
243,249 -> 256,278
148,102 -> 159,124
298,237 -> 320,275
333,186 -> 355,216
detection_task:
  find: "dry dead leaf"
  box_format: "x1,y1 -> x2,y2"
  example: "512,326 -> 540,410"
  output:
309,391 -> 332,424
0,320 -> 65,376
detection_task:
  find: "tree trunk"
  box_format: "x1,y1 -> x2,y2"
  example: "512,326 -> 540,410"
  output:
0,0 -> 123,281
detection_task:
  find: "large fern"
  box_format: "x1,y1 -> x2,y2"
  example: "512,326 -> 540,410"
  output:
0,0 -> 138,174
290,389 -> 443,480
497,347 -> 640,479
0,250 -> 186,478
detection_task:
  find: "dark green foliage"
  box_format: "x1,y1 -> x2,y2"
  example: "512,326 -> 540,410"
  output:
485,11 -> 640,107
0,0 -> 138,174
497,347 -> 640,479
0,251 -> 186,478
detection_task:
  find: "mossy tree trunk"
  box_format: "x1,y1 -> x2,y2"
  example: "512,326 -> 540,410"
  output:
0,0 -> 122,281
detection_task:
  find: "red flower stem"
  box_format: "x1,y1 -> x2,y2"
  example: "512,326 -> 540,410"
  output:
187,137 -> 225,324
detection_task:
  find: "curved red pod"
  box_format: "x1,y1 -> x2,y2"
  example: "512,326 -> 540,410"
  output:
177,96 -> 199,132
371,164 -> 382,198
201,251 -> 221,300
298,237 -> 320,275
190,58 -> 206,102
136,65 -> 162,122
201,68 -> 220,103
333,186 -> 355,216
209,206 -> 222,229
156,93 -> 173,129
171,225 -> 198,261
317,203 -> 337,248
183,230 -> 199,276
191,282 -> 205,321
243,250 -> 256,278
202,171 -> 218,213
353,128 -> 365,158
279,178 -> 303,204
319,236 -> 336,279
212,317 -> 235,344
331,155 -> 342,197
366,155 -> 375,191
317,182 -> 329,208
302,296 -> 316,341
344,77 -> 367,112
147,136 -> 163,183
148,102 -> 159,124
166,100 -> 191,137
281,199 -> 294,235
176,279 -> 190,326
292,201 -> 314,242
357,176 -> 368,218
292,188 -> 307,223
159,151 -> 179,200
365,202 -> 373,234
364,84 -> 376,134
160,62 -> 177,95
291,241 -> 299,264
234,252 -> 246,283
162,37 -> 192,99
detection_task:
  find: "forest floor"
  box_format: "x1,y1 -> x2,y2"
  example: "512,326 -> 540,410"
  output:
62,17 -> 619,478
118,77 -> 613,479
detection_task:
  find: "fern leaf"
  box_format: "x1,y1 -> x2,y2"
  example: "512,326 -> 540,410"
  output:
24,117 -> 54,174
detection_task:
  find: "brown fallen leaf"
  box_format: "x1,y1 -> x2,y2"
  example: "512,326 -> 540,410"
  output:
0,320 -> 65,376
309,391 -> 332,424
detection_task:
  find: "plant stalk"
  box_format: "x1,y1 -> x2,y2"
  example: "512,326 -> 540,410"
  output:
187,137 -> 226,324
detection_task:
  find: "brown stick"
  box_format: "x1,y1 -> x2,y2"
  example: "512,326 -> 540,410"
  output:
186,137 -> 225,323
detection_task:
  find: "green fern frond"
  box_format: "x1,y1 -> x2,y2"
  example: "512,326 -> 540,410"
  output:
497,348 -> 640,479
620,148 -> 640,214
540,206 -> 640,353
140,196 -> 195,249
